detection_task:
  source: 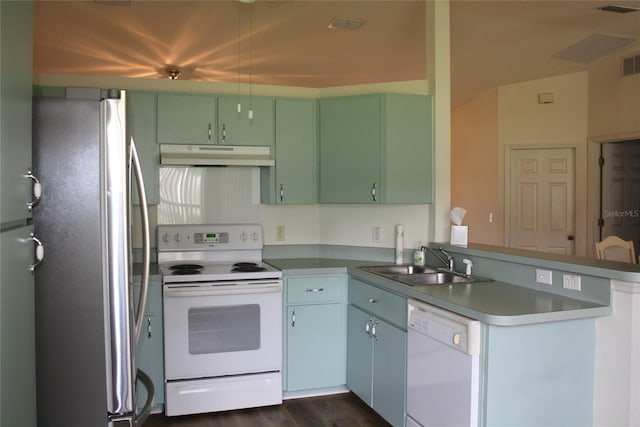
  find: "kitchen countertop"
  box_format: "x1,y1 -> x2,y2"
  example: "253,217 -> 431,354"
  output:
266,257 -> 611,326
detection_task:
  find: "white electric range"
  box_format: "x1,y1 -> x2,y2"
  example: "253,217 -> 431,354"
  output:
157,223 -> 283,417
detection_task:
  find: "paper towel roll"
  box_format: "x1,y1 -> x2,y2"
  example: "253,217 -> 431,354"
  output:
395,224 -> 404,264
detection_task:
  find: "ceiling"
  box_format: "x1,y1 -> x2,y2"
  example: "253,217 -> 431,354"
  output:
33,0 -> 640,107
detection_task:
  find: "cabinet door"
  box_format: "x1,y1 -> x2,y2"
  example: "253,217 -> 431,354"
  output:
372,319 -> 407,427
133,279 -> 164,410
217,96 -> 274,147
1,225 -> 37,427
346,305 -> 374,405
286,304 -> 344,391
0,0 -> 33,224
128,91 -> 159,205
157,93 -> 216,144
383,94 -> 433,203
319,95 -> 381,203
267,98 -> 317,204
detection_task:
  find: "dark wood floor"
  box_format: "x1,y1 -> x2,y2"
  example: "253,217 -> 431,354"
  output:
143,392 -> 392,427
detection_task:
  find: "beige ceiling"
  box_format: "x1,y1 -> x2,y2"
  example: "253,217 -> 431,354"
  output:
33,0 -> 640,107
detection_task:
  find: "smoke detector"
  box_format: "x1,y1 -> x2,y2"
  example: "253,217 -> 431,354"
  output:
328,17 -> 364,31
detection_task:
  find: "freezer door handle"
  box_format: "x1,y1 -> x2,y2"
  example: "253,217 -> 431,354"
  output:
25,168 -> 42,211
130,139 -> 151,345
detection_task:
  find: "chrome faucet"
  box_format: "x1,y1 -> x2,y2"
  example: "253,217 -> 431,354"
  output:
422,246 -> 455,271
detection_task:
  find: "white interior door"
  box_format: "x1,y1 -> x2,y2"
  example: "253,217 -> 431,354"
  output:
600,141 -> 640,253
508,147 -> 576,254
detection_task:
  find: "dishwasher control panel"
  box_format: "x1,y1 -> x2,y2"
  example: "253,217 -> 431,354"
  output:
408,299 -> 481,356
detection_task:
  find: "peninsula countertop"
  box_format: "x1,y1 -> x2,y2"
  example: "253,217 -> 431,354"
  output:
265,257 -> 611,326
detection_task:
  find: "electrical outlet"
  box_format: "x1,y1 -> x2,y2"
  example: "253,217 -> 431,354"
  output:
563,274 -> 582,291
536,269 -> 553,285
372,226 -> 382,244
275,225 -> 285,241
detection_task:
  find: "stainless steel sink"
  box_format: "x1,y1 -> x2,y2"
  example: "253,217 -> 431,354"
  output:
395,272 -> 473,286
361,264 -> 439,276
360,264 -> 491,287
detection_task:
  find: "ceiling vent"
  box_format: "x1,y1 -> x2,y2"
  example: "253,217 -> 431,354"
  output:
597,4 -> 640,13
328,17 -> 364,31
623,53 -> 640,76
553,33 -> 636,63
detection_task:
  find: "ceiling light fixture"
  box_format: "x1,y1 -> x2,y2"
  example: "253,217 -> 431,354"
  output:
165,68 -> 181,80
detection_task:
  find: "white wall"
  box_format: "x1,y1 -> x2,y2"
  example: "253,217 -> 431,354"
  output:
260,204 -> 431,250
498,71 -> 588,145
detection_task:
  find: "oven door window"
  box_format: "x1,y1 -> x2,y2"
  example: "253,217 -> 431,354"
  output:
189,304 -> 260,354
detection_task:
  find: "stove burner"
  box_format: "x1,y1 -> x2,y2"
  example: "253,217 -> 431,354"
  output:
232,262 -> 267,273
169,264 -> 204,271
231,265 -> 267,273
233,262 -> 259,268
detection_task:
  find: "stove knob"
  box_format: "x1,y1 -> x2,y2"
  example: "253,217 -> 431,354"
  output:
240,232 -> 248,241
162,233 -> 170,243
251,232 -> 259,242
174,233 -> 181,243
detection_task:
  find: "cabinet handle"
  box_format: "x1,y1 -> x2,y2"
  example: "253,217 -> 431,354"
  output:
371,182 -> 377,202
291,308 -> 296,327
305,287 -> 324,293
368,298 -> 380,304
28,232 -> 45,273
147,317 -> 152,338
25,168 -> 42,211
208,123 -> 212,143
221,123 -> 226,144
279,184 -> 284,203
365,318 -> 373,336
371,320 -> 379,340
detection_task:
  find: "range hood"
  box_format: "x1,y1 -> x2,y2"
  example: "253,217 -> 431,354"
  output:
160,144 -> 275,166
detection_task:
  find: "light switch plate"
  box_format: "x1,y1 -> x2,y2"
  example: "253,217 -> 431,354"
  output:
536,269 -> 553,285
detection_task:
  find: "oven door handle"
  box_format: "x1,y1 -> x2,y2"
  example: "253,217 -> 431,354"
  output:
164,284 -> 282,297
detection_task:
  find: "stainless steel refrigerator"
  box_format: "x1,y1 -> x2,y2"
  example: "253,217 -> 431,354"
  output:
32,90 -> 153,426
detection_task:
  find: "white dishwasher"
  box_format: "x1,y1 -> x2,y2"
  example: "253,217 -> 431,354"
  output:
406,299 -> 481,427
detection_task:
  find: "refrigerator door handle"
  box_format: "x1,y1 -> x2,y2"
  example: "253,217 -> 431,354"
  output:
130,139 -> 150,345
27,232 -> 45,272
134,369 -> 154,427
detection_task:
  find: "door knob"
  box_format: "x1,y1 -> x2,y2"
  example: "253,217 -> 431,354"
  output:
568,235 -> 575,241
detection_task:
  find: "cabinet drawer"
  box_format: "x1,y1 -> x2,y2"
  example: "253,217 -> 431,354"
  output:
286,275 -> 345,304
348,278 -> 406,329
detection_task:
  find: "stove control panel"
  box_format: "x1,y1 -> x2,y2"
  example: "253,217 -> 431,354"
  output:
157,224 -> 263,251
194,232 -> 229,244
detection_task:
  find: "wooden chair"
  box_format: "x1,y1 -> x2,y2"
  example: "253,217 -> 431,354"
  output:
595,235 -> 637,263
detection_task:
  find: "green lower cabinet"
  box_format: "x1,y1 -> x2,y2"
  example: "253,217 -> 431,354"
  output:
283,274 -> 347,395
286,303 -> 344,391
347,304 -> 407,427
134,278 -> 164,412
481,319 -> 595,426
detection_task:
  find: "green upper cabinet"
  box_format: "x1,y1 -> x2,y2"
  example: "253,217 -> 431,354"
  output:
127,91 -> 159,205
217,96 -> 274,147
319,94 -> 381,203
319,93 -> 433,204
262,98 -> 318,204
157,93 -> 216,144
